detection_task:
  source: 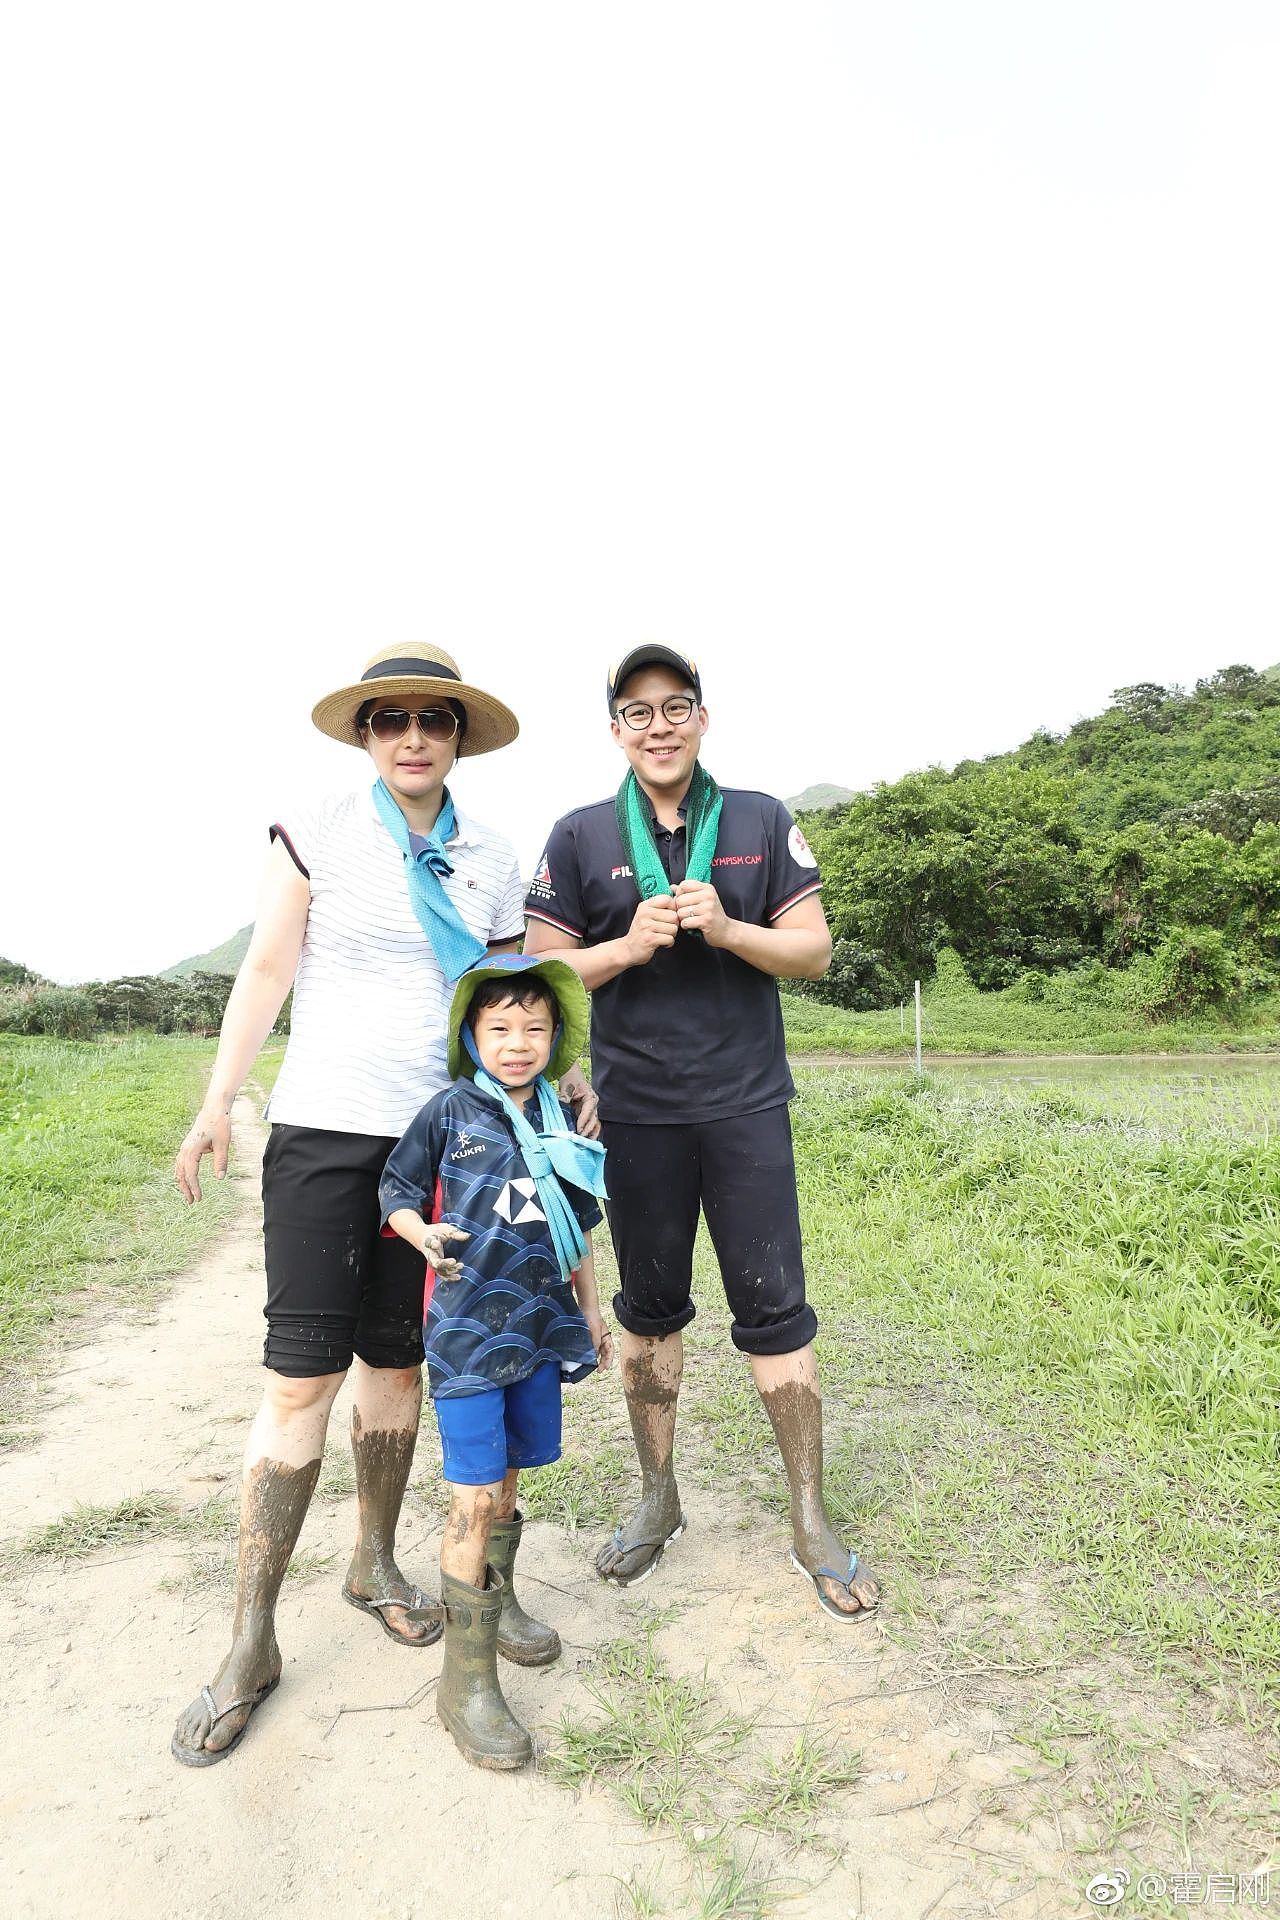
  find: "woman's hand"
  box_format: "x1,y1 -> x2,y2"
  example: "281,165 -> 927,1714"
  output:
560,1066 -> 601,1140
174,1107 -> 232,1203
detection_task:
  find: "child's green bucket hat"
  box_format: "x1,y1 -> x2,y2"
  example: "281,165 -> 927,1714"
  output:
447,952 -> 589,1083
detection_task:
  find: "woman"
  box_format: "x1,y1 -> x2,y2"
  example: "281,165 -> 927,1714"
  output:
171,646 -> 593,1766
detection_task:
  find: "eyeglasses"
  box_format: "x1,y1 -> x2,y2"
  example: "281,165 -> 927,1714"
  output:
615,695 -> 698,732
362,707 -> 461,744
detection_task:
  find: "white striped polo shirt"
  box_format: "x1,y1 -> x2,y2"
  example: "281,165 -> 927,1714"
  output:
266,789 -> 524,1137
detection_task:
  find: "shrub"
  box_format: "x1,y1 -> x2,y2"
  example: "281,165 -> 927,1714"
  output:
792,938 -> 899,1012
1132,926 -> 1239,1022
0,985 -> 96,1039
931,948 -> 978,998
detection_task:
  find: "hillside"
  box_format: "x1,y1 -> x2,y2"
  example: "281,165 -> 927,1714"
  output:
162,925 -> 252,980
795,661 -> 1280,1011
786,782 -> 855,813
965,664 -> 1280,835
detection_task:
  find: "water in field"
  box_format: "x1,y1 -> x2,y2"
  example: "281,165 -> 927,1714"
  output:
792,1050 -> 1280,1135
797,1050 -> 1280,1087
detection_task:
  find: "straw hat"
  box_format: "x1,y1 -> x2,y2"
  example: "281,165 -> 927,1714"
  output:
311,646 -> 520,757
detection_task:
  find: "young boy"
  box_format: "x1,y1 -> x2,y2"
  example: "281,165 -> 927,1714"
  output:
379,953 -> 612,1770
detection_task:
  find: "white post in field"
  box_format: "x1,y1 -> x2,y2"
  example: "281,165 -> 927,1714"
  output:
914,979 -> 923,1077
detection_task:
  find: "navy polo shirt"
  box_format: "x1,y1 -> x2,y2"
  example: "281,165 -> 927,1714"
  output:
524,787 -> 823,1125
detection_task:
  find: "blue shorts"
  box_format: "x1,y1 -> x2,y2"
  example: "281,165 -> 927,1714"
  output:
433,1362 -> 563,1486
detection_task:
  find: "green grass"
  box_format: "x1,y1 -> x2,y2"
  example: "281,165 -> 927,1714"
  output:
548,1628 -> 755,1835
740,1727 -> 863,1839
249,1040 -> 287,1098
0,1034 -> 285,1386
21,1489 -> 229,1558
520,1438 -> 635,1531
549,1628 -> 859,1912
689,1853 -> 789,1920
781,983 -> 1280,1056
611,1873 -> 666,1919
664,1063 -> 1280,1873
759,1069 -> 1280,1713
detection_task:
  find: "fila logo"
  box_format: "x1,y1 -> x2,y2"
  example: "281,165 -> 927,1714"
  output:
611,864 -> 634,880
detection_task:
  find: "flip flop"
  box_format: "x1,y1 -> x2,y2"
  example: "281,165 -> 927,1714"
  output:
789,1548 -> 879,1624
340,1582 -> 443,1646
171,1676 -> 280,1768
597,1517 -> 687,1589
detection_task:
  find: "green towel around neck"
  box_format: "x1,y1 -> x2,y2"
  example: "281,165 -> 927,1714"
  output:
614,764 -> 724,935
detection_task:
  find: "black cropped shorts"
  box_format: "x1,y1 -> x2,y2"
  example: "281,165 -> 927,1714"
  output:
601,1105 -> 817,1357
261,1123 -> 426,1378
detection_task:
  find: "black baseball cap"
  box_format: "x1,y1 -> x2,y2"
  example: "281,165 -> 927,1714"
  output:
606,646 -> 703,710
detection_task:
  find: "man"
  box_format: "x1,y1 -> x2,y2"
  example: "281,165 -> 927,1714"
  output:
524,645 -> 878,1620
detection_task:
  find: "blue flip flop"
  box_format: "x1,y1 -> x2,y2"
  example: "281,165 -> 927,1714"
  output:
598,1516 -> 687,1588
789,1548 -> 878,1623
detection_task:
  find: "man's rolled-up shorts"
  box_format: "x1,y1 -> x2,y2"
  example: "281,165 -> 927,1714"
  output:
601,1105 -> 817,1356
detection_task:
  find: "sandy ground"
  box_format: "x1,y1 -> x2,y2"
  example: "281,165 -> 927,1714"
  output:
0,1098 -> 1103,1920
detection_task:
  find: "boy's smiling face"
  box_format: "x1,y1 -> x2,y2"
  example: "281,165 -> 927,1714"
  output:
471,990 -> 556,1092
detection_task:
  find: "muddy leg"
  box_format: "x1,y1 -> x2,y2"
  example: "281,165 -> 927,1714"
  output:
596,1330 -> 685,1582
494,1467 -> 519,1523
488,1472 -> 561,1666
436,1482 -> 531,1769
344,1360 -> 430,1642
753,1344 -> 879,1616
173,1369 -> 340,1757
441,1478 -> 502,1588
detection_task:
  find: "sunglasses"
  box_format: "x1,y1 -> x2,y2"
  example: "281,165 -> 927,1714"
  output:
362,707 -> 461,744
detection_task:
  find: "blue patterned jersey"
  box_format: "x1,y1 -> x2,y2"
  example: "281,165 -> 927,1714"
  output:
379,1079 -> 603,1400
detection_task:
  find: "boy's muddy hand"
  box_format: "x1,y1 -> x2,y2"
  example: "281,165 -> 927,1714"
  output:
623,896 -> 680,966
174,1109 -> 232,1203
421,1224 -> 469,1279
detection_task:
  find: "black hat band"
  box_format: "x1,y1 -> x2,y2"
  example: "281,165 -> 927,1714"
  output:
361,657 -> 461,683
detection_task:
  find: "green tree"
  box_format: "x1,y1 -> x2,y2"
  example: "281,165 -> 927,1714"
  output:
1195,664 -> 1278,706
807,764 -> 1095,989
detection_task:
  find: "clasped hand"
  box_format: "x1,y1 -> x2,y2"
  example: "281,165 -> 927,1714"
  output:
625,882 -> 729,962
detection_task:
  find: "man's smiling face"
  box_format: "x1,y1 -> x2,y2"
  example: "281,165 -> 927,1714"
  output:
610,665 -> 707,800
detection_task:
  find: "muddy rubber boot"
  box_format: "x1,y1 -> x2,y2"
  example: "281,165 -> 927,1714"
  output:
487,1511 -> 562,1668
436,1566 -> 533,1771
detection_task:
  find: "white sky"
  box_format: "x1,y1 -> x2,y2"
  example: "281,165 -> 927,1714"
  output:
3,2 -> 1278,984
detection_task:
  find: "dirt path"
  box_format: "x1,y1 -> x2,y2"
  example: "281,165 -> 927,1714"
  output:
0,1098 -> 1097,1920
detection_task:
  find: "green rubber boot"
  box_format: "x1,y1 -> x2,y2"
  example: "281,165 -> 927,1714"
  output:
487,1511 -> 562,1668
436,1566 -> 533,1771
